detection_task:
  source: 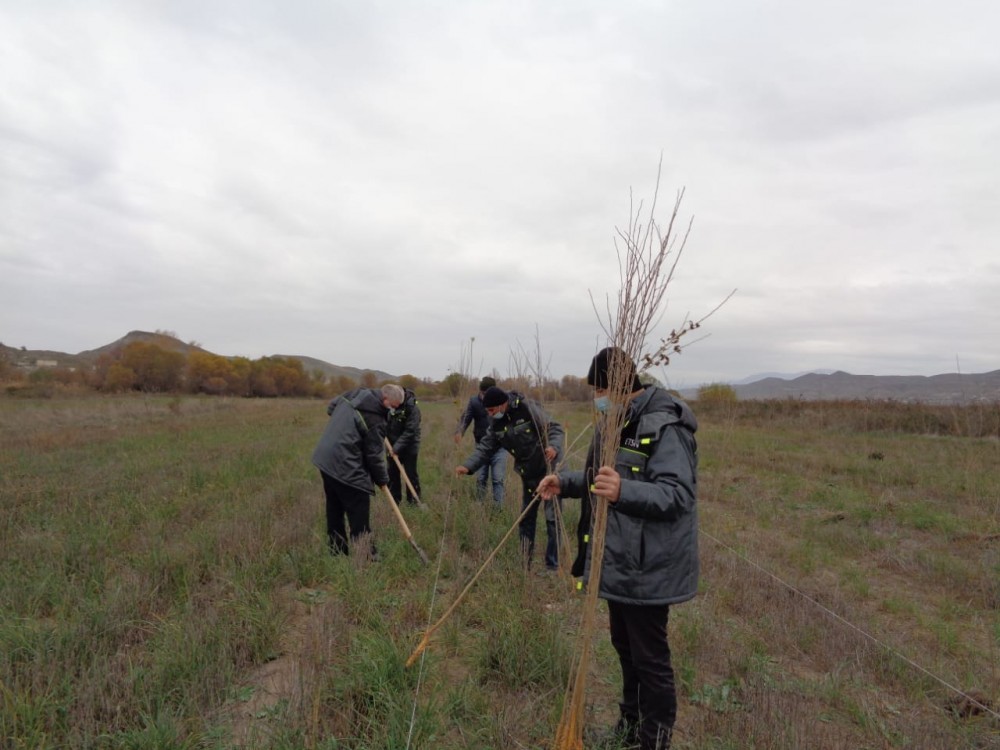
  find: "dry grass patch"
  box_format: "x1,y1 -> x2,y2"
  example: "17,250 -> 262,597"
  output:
2,395 -> 998,748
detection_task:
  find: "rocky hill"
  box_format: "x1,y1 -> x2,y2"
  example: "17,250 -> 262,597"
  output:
76,331 -> 211,361
1,331 -> 397,384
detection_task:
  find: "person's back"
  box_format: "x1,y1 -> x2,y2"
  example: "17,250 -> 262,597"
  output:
312,387 -> 391,493
312,384 -> 403,557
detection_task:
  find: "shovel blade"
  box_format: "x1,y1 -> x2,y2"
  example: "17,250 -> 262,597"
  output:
410,538 -> 430,565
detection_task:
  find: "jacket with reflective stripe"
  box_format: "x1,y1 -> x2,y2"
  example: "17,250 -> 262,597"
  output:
560,386 -> 699,605
387,388 -> 421,455
462,391 -> 564,480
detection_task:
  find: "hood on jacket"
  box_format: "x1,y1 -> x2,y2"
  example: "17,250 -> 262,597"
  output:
630,386 -> 697,433
341,387 -> 390,421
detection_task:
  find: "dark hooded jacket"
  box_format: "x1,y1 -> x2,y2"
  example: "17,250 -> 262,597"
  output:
462,390 -> 564,480
386,388 -> 421,456
311,387 -> 391,493
456,392 -> 490,443
559,386 -> 699,606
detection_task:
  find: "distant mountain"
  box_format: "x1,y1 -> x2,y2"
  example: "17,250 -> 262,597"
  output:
274,354 -> 395,384
731,369 -> 837,385
7,333 -> 998,402
2,331 -> 398,384
717,370 -> 1000,404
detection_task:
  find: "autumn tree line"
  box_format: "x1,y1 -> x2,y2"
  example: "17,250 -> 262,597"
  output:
1,340 -> 657,402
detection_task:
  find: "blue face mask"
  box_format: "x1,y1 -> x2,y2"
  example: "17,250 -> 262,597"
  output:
593,395 -> 611,413
491,410 -> 505,421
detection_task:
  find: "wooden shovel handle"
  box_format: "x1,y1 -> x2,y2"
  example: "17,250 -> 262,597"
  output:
379,485 -> 429,565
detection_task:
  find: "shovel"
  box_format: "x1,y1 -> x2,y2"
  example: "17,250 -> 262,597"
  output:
379,485 -> 429,565
384,438 -> 426,508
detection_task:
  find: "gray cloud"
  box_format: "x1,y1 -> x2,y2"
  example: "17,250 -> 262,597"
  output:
2,1 -> 998,386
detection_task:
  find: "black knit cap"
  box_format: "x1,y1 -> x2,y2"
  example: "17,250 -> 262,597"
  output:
481,386 -> 509,408
478,376 -> 496,392
587,347 -> 643,392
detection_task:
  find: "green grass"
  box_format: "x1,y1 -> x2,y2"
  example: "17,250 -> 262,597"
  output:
1,393 -> 998,748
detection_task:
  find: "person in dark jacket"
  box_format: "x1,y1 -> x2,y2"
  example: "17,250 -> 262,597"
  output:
386,387 -> 421,505
455,386 -> 565,569
538,348 -> 698,750
312,383 -> 405,557
453,376 -> 508,505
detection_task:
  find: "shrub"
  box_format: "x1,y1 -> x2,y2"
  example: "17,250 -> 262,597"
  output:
698,382 -> 738,404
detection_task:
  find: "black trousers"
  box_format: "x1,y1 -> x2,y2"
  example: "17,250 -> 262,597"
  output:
387,450 -> 421,505
320,471 -> 373,555
608,601 -> 675,749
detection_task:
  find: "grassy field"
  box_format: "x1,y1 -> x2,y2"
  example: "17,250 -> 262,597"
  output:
1,393 -> 998,749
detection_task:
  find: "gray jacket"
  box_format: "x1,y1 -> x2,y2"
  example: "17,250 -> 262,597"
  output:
311,387 -> 391,493
559,387 -> 698,605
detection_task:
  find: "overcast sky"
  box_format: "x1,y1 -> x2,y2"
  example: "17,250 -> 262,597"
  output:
2,1 -> 998,388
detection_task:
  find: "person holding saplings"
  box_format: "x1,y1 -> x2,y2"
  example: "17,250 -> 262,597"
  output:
538,347 -> 699,750
455,385 -> 564,570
